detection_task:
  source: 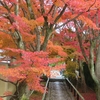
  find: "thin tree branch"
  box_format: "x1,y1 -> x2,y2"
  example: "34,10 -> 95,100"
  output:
47,4 -> 54,15
21,7 -> 28,18
74,20 -> 89,63
54,4 -> 67,23
86,0 -> 96,12
55,0 -> 97,29
39,0 -> 45,14
0,95 -> 16,98
0,29 -> 12,34
25,0 -> 36,19
0,78 -> 16,85
9,4 -> 14,11
55,12 -> 83,29
0,1 -> 10,12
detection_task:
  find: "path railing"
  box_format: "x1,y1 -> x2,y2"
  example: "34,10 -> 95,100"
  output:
65,78 -> 85,100
42,78 -> 49,100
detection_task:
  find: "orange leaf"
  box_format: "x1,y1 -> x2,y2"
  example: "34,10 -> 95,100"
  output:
3,91 -> 12,96
36,16 -> 44,26
0,98 -> 3,100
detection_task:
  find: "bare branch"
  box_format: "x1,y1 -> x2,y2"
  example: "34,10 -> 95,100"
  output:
47,4 -> 54,15
86,0 -> 96,12
0,78 -> 16,85
74,20 -> 89,63
0,1 -> 10,12
0,95 -> 16,98
55,12 -> 83,29
39,0 -> 45,14
9,4 -> 14,11
55,0 -> 97,29
25,0 -> 36,19
0,29 -> 12,34
54,4 -> 67,23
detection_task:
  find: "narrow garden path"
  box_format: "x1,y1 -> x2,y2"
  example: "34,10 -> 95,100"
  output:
45,81 -> 75,100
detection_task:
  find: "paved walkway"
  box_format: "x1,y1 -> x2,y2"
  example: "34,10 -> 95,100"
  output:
45,81 -> 75,100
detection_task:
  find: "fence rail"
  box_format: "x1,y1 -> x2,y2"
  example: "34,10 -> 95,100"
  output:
65,78 -> 85,100
42,78 -> 49,100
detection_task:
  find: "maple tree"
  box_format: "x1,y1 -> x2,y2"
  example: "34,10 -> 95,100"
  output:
71,9 -> 100,100
52,28 -> 85,90
63,1 -> 100,100
0,0 -> 100,100
52,1 -> 100,99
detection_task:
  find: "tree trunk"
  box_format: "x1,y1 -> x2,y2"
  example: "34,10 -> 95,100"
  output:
41,29 -> 52,51
95,84 -> 100,100
95,39 -> 100,100
10,81 -> 29,100
89,40 -> 100,100
95,43 -> 100,81
79,60 -> 87,92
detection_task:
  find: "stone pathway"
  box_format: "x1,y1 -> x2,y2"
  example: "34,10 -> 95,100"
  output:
45,81 -> 75,100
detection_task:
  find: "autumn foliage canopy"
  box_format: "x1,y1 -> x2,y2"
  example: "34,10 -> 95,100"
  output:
0,0 -> 100,99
